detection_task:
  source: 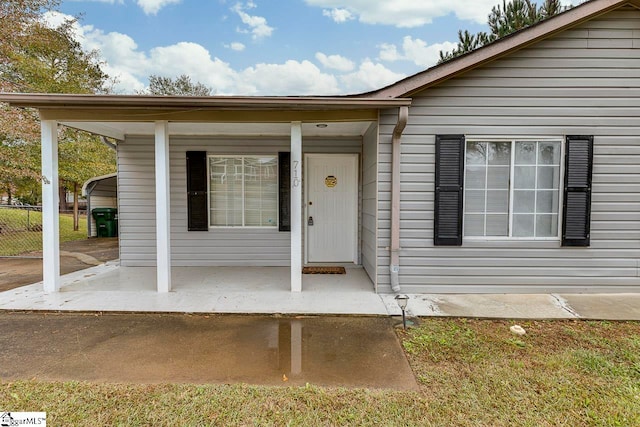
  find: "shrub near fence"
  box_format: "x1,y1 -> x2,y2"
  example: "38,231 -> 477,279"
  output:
0,206 -> 87,257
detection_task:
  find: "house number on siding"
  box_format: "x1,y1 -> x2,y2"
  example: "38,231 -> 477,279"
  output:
292,160 -> 300,188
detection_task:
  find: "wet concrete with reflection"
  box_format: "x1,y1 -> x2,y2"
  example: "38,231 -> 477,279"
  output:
0,313 -> 417,390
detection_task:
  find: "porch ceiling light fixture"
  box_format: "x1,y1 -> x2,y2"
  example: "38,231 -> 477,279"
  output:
315,123 -> 328,128
395,294 -> 410,330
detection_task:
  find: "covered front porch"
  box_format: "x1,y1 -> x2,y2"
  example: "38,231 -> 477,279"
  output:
0,262 -> 391,314
0,94 -> 413,298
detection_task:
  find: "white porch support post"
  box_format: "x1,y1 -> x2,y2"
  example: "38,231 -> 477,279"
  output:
41,120 -> 60,293
154,121 -> 171,292
290,121 -> 303,292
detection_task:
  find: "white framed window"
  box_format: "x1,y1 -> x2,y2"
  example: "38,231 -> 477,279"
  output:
208,155 -> 278,227
463,138 -> 562,239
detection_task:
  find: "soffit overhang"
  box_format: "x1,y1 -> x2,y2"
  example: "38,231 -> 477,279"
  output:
0,93 -> 411,138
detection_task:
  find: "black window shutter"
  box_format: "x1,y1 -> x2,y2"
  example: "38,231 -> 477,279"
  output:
434,135 -> 465,246
278,152 -> 291,231
562,135 -> 593,246
186,151 -> 208,231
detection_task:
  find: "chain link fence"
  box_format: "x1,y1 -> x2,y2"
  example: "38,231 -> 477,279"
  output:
0,205 -> 44,257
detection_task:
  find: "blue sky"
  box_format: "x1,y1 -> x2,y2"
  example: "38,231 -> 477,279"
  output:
49,0 -> 576,95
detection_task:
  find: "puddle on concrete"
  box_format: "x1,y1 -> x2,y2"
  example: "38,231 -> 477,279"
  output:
0,313 -> 417,390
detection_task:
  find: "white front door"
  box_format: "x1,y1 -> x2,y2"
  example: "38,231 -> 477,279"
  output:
306,154 -> 358,263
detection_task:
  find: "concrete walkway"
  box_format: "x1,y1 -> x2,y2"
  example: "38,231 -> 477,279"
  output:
0,312 -> 418,390
0,237 -> 119,292
387,292 -> 640,321
0,262 -> 639,320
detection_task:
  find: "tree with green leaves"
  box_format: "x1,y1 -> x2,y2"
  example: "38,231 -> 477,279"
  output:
1,1 -> 115,230
0,102 -> 40,204
59,131 -> 116,229
3,17 -> 109,94
140,74 -> 213,96
0,0 -> 59,77
439,0 -> 566,63
0,1 -> 58,204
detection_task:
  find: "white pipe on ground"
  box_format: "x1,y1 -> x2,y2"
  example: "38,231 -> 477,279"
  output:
390,106 -> 409,293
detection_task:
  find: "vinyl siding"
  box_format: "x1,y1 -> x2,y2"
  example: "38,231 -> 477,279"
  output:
118,135 -> 362,267
362,123 -> 378,287
377,6 -> 640,293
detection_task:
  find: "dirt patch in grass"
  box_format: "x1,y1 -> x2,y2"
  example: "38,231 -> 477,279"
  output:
1,319 -> 639,426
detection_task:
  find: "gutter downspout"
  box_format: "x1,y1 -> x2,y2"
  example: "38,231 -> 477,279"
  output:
100,136 -> 117,150
390,106 -> 409,293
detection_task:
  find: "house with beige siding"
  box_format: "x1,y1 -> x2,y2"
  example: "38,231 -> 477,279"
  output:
1,0 -> 639,298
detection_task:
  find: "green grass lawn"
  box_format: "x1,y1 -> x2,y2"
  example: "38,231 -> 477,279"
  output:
1,319 -> 639,426
0,208 -> 87,255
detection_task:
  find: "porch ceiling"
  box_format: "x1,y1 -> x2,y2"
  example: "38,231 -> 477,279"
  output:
60,120 -> 376,140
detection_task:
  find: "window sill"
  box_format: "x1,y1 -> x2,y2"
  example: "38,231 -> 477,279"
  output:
208,227 -> 279,231
461,239 -> 561,248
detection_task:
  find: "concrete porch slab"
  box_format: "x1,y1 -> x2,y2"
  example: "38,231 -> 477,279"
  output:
2,263 -> 639,320
0,263 -> 388,315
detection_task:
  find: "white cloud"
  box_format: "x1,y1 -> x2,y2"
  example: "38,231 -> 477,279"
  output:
41,11 -> 345,95
136,0 -> 181,15
322,8 -> 354,23
68,0 -> 124,3
378,43 -> 402,62
149,42 -> 241,93
401,37 -> 457,67
309,0 -> 589,27
315,52 -> 355,72
40,10 -> 412,95
227,42 -> 246,51
233,2 -> 274,40
102,65 -> 146,93
340,60 -> 405,93
307,0 -> 503,27
240,60 -> 341,95
40,10 -> 67,27
379,36 -> 457,68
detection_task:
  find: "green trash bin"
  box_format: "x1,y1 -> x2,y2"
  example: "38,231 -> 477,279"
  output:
92,207 -> 118,237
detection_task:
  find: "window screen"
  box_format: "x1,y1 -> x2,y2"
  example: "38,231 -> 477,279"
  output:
209,156 -> 278,227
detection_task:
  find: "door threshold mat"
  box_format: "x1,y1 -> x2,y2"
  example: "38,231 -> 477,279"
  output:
302,266 -> 346,274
